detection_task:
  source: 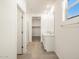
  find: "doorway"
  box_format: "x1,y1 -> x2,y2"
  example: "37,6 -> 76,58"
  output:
32,16 -> 41,42
32,17 -> 41,42
17,6 -> 24,54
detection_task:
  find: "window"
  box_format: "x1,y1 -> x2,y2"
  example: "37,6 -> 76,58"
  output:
67,0 -> 79,19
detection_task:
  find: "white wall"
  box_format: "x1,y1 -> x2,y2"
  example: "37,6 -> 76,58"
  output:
17,0 -> 28,54
32,28 -> 41,36
32,19 -> 41,26
55,0 -> 79,59
27,14 -> 32,42
26,14 -> 30,43
0,0 -> 17,59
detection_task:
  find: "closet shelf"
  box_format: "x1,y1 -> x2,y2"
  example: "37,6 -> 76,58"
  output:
32,25 -> 40,28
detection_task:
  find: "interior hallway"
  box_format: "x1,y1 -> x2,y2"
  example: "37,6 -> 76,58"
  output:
17,37 -> 58,59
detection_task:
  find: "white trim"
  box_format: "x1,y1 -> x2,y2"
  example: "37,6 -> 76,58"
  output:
66,0 -> 79,19
77,0 -> 79,2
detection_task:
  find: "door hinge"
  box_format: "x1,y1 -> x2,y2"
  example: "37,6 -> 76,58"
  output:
21,31 -> 23,34
22,46 -> 23,48
21,16 -> 23,19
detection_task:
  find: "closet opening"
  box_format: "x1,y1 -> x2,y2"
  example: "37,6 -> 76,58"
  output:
32,17 -> 41,42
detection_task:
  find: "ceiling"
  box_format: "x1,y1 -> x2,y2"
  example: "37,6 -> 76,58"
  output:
26,0 -> 56,14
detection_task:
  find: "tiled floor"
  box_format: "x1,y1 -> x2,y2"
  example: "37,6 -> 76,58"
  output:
17,37 -> 58,59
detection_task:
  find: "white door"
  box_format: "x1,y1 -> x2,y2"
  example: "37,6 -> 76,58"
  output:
17,7 -> 23,54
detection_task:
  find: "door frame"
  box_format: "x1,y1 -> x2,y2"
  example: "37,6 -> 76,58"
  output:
31,16 -> 41,42
17,5 -> 24,54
